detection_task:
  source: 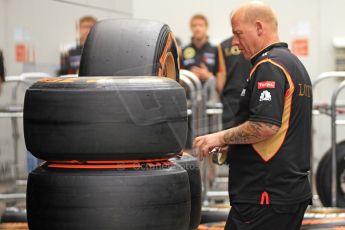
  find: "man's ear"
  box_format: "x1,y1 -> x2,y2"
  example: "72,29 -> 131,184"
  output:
255,21 -> 264,36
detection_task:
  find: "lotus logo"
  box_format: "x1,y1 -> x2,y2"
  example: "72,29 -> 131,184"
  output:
259,90 -> 272,102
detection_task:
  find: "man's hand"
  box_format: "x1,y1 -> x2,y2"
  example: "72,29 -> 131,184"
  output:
192,131 -> 227,161
193,121 -> 279,161
191,63 -> 213,81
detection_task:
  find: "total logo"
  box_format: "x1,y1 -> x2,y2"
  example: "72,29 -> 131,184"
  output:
258,81 -> 275,89
259,90 -> 272,102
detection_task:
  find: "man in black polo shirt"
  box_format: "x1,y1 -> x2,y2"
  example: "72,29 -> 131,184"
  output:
59,16 -> 97,75
181,14 -> 222,83
217,37 -> 252,129
0,50 -> 4,93
193,2 -> 312,230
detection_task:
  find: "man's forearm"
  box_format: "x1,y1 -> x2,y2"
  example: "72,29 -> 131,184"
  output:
223,121 -> 279,144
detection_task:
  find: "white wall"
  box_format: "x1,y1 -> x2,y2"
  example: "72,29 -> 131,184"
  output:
1,0 -> 132,75
314,0 -> 345,172
133,0 -> 320,78
0,0 -> 133,177
0,1 -> 5,50
133,0 -> 345,174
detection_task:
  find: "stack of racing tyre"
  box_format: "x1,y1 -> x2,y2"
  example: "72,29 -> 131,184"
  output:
24,19 -> 201,230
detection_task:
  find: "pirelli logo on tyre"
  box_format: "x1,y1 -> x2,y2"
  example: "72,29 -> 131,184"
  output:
258,81 -> 275,89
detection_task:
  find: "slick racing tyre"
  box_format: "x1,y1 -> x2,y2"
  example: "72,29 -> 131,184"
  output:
316,141 -> 345,207
172,153 -> 202,229
79,19 -> 179,81
27,162 -> 191,230
24,77 -> 187,160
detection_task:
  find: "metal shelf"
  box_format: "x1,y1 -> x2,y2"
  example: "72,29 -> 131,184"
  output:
0,193 -> 26,200
0,112 -> 23,119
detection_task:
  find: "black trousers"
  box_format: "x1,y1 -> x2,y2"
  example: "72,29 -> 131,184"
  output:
225,201 -> 309,230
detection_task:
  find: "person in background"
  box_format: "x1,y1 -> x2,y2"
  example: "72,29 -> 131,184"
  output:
193,2 -> 312,229
59,15 -> 97,75
181,14 -> 224,83
181,14 -> 225,187
0,50 -> 5,93
175,36 -> 183,64
217,37 -> 252,130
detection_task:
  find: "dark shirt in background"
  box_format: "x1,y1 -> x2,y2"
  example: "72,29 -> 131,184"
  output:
59,45 -> 83,75
218,37 -> 251,129
181,41 -> 221,81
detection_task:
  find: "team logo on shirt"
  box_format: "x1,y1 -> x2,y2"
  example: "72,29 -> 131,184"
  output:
224,45 -> 241,56
258,81 -> 276,89
203,53 -> 215,65
183,47 -> 196,59
259,90 -> 272,102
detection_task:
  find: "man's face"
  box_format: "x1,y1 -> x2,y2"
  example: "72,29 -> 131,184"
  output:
79,20 -> 96,46
191,18 -> 208,40
231,13 -> 258,60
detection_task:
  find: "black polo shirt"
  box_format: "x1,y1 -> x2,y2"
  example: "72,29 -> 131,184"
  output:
59,46 -> 83,75
228,42 -> 312,205
181,41 -> 220,77
0,50 -> 4,83
218,37 -> 252,129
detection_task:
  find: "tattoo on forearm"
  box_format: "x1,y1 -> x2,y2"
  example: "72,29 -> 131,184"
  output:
264,122 -> 279,132
264,122 -> 274,128
223,121 -> 279,144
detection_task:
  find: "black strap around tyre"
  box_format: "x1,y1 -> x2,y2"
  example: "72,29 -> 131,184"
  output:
79,19 -> 179,81
24,77 -> 187,161
171,153 -> 202,230
27,162 -> 191,230
316,141 -> 345,207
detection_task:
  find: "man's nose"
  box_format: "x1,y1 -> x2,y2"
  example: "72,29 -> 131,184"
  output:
232,36 -> 239,46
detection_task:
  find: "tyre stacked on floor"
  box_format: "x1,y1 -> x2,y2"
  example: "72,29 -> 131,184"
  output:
27,161 -> 190,230
172,153 -> 202,230
24,19 -> 200,230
